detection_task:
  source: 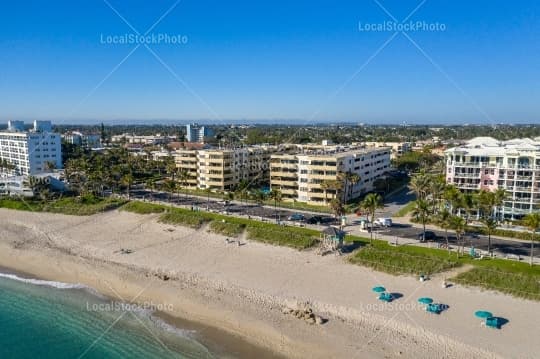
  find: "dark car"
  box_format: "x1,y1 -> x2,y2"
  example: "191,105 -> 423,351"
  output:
306,216 -> 323,224
287,213 -> 305,221
418,231 -> 437,241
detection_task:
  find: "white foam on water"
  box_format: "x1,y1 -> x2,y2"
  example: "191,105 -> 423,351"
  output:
0,272 -> 87,289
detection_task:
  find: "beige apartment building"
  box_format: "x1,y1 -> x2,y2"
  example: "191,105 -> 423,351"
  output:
173,146 -> 282,191
271,147 -> 391,205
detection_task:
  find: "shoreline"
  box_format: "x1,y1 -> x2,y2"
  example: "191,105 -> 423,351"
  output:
1,208 -> 539,358
0,265 -> 282,359
0,245 -> 292,359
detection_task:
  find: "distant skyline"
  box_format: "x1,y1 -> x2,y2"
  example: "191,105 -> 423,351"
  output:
1,1 -> 539,125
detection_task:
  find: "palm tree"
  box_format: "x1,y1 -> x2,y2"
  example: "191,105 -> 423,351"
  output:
320,180 -> 331,204
522,213 -> 540,266
121,173 -> 134,199
481,216 -> 498,255
163,179 -> 177,202
348,173 -> 361,200
255,190 -> 268,205
361,193 -> 383,244
269,189 -> 283,223
205,187 -> 212,210
409,172 -> 430,200
329,198 -> 345,219
493,188 -> 506,220
429,175 -> 446,213
443,184 -> 462,215
177,169 -> 190,198
436,208 -> 452,251
450,215 -> 466,257
411,199 -> 430,242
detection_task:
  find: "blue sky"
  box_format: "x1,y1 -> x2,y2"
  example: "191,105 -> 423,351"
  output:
0,0 -> 538,124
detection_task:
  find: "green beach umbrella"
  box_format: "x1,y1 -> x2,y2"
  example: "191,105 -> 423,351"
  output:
418,297 -> 433,304
372,286 -> 386,293
475,310 -> 493,319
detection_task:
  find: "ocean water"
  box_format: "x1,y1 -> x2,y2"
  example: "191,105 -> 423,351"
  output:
0,273 -> 221,359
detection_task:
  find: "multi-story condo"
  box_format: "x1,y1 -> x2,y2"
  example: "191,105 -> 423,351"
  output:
363,141 -> 411,159
0,120 -> 62,176
173,145 -> 281,191
111,134 -> 174,145
271,146 -> 391,205
63,131 -> 102,149
186,123 -> 213,143
445,137 -> 540,218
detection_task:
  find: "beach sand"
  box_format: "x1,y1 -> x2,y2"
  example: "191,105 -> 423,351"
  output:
1,208 -> 538,358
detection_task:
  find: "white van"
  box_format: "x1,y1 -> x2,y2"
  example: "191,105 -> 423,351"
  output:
376,218 -> 393,227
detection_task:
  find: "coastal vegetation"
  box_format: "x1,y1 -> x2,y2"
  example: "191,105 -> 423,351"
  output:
0,195 -> 126,216
122,201 -> 319,249
348,237 -> 461,275
347,233 -> 540,301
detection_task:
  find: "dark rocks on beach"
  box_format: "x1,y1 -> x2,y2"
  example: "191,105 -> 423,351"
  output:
282,306 -> 327,325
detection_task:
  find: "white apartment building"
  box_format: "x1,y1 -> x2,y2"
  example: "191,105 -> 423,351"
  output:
271,146 -> 391,205
445,137 -> 540,218
63,131 -> 102,149
111,133 -> 175,145
0,120 -> 62,176
363,141 -> 411,159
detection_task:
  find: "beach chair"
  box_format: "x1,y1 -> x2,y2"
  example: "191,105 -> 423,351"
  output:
484,317 -> 500,329
378,293 -> 393,302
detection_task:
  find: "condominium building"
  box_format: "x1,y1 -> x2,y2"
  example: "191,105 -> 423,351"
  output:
111,133 -> 174,145
363,141 -> 411,159
173,145 -> 281,191
186,123 -> 213,143
63,131 -> 102,149
445,137 -> 540,218
0,120 -> 62,176
270,146 -> 391,205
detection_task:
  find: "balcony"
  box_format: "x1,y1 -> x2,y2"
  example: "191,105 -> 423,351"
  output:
453,173 -> 480,178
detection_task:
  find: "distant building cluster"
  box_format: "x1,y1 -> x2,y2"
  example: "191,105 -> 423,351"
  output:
445,137 -> 540,218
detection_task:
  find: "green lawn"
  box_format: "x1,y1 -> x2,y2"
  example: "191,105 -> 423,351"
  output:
347,234 -> 540,300
392,201 -> 416,218
347,236 -> 461,275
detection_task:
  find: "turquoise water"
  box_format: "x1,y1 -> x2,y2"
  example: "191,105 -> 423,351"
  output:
0,273 -> 215,359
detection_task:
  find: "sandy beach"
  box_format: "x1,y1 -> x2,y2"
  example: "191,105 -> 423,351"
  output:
1,208 -> 538,358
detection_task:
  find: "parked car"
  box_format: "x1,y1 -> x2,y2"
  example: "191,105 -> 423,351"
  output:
306,216 -> 323,224
418,231 -> 437,241
376,218 -> 393,227
287,213 -> 305,221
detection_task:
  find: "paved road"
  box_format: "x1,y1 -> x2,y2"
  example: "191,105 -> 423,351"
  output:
129,189 -> 337,225
378,186 -> 415,218
372,223 -> 536,259
128,188 -> 537,260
